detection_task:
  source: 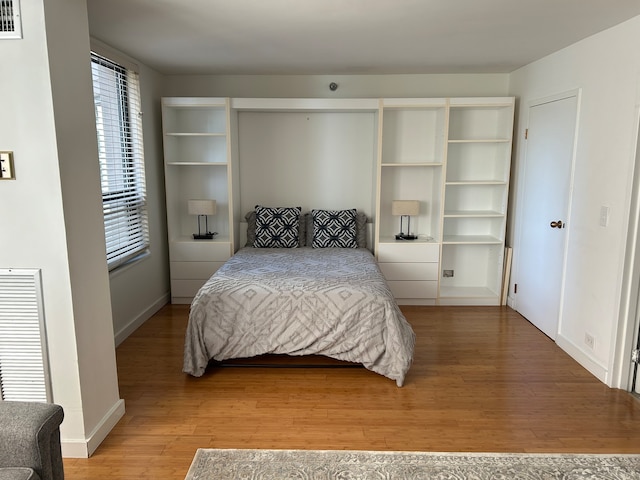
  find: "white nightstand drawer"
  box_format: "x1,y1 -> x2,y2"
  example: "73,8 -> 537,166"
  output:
377,242 -> 439,263
171,261 -> 225,280
379,262 -> 438,281
387,280 -> 438,299
171,279 -> 208,298
170,241 -> 231,262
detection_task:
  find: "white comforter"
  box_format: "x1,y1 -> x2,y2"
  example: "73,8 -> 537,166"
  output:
183,247 -> 415,386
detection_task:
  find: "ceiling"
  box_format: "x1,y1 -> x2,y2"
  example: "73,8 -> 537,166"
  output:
86,0 -> 640,75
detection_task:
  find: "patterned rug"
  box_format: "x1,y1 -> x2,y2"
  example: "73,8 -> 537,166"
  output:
185,449 -> 640,479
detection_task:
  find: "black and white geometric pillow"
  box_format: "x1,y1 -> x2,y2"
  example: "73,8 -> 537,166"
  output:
254,205 -> 301,248
312,209 -> 358,248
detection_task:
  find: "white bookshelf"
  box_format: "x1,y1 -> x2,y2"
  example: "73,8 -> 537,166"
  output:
439,99 -> 515,305
161,97 -> 239,303
375,97 -> 514,305
375,99 -> 447,304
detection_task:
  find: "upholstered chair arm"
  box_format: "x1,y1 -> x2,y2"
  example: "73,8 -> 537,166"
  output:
0,402 -> 64,480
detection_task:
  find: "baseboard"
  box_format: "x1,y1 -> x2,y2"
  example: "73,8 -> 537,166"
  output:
114,292 -> 170,346
555,333 -> 609,385
396,299 -> 437,306
61,399 -> 126,458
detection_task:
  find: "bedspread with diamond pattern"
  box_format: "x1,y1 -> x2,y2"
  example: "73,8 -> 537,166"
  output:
183,247 -> 415,386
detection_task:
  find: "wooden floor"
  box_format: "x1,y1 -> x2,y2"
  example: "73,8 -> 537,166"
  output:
63,304 -> 640,479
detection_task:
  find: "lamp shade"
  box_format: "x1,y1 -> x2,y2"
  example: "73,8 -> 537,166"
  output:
391,200 -> 420,216
188,199 -> 217,216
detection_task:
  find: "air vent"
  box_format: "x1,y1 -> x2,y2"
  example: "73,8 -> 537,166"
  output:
0,269 -> 51,402
0,0 -> 22,39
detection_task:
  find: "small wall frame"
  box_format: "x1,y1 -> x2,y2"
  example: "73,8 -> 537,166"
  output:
0,151 -> 15,180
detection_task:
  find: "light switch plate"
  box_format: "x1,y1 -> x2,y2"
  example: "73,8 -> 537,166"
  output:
599,206 -> 609,227
0,151 -> 15,180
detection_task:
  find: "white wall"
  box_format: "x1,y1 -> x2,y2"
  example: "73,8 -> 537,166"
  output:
237,111 -> 376,217
508,15 -> 640,387
162,73 -> 509,98
0,0 -> 122,457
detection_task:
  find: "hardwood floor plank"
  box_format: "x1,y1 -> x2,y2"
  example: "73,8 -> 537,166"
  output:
62,304 -> 640,479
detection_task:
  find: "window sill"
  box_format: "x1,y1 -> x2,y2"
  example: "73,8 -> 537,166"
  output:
108,250 -> 150,279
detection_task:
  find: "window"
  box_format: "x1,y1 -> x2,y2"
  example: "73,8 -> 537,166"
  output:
90,52 -> 149,270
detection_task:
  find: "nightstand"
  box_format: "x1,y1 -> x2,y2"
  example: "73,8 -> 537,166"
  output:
169,239 -> 231,304
377,240 -> 439,305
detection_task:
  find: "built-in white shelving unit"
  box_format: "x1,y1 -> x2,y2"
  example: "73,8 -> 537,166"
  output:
439,98 -> 514,304
161,96 -> 514,305
161,97 -> 240,304
375,99 -> 447,304
375,97 -> 514,305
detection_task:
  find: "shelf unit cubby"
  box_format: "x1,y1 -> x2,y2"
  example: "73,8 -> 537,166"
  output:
377,99 -> 447,244
440,98 -> 515,304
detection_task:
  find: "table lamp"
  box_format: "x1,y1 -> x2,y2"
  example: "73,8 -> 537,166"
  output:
188,199 -> 217,240
392,200 -> 419,240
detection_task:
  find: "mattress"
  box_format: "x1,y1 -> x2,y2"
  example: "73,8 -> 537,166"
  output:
183,247 -> 416,386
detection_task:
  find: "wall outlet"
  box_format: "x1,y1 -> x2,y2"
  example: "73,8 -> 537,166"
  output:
443,270 -> 454,278
584,332 -> 595,350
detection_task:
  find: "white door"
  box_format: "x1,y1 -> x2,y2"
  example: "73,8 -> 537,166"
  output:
515,93 -> 579,339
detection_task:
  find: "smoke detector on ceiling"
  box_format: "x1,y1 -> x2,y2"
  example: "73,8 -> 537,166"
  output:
0,0 -> 22,39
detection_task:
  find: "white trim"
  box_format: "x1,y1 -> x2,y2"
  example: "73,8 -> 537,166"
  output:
612,73 -> 640,390
61,399 -> 125,458
449,97 -> 514,106
556,334 -> 609,384
114,293 -> 170,347
382,98 -> 447,108
108,251 -> 151,279
90,37 -> 139,73
231,97 -> 379,111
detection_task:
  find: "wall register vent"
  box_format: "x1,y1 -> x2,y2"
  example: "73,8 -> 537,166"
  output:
0,269 -> 51,402
0,0 -> 22,39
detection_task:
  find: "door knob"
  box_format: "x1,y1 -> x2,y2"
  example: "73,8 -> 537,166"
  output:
550,220 -> 564,229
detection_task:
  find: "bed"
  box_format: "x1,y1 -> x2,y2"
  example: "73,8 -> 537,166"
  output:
183,207 -> 416,386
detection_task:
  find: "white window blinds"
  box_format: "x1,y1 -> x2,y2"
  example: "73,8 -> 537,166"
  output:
90,52 -> 149,270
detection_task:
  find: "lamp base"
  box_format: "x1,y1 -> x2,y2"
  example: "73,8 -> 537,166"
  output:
193,232 -> 217,240
395,233 -> 418,240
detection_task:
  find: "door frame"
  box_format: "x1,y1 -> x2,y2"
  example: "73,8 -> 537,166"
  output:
613,90 -> 640,391
511,89 -> 581,335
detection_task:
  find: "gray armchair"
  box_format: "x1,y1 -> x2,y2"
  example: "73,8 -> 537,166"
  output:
0,401 -> 64,480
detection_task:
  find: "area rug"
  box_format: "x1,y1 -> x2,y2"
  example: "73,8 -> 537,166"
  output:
185,448 -> 640,479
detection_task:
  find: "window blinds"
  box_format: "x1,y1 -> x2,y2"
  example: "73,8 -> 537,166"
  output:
91,53 -> 149,270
